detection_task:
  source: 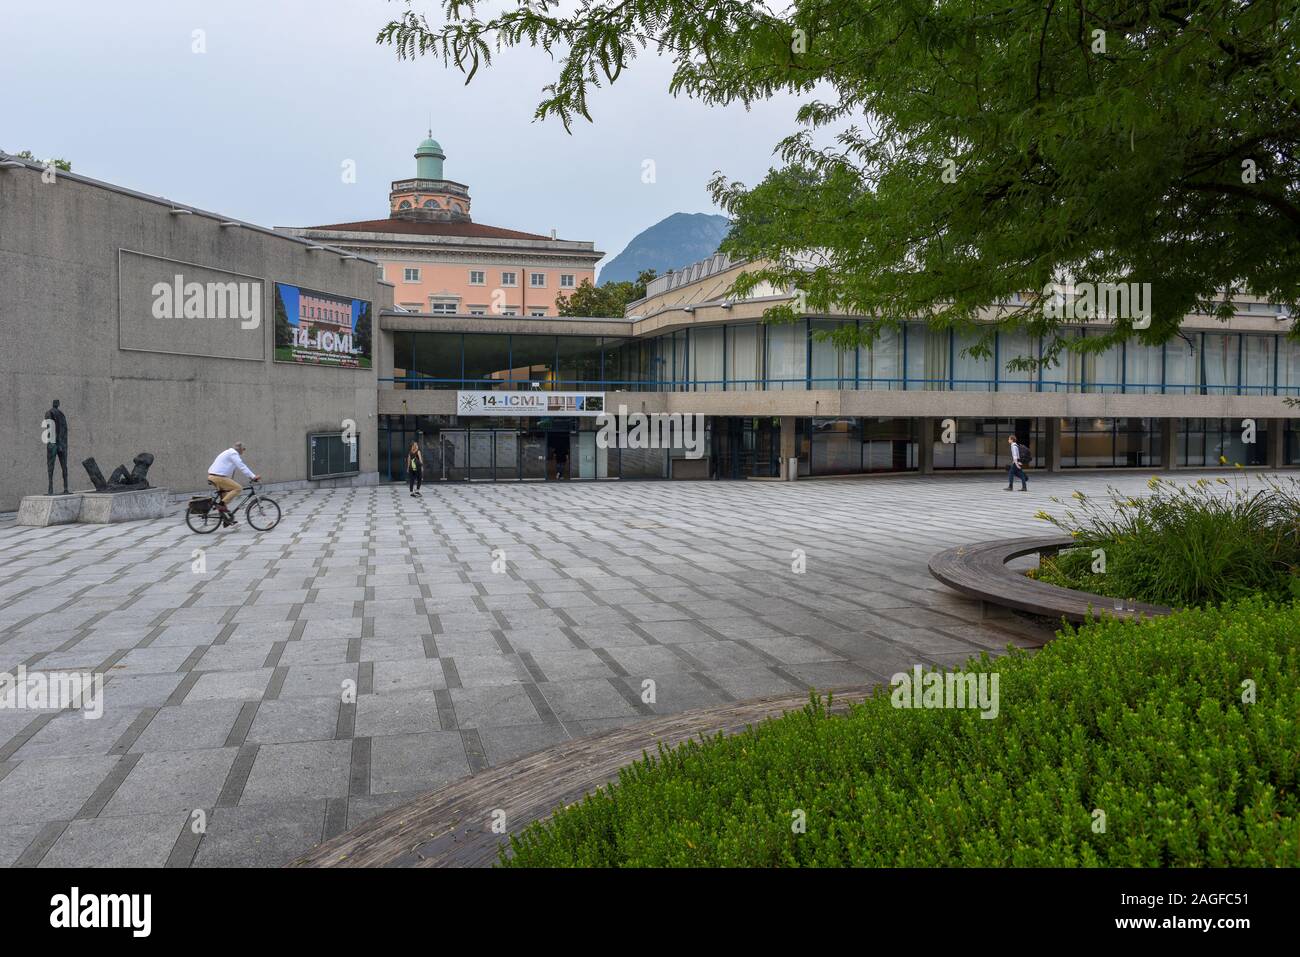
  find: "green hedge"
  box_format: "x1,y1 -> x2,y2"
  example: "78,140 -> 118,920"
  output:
500,599 -> 1299,867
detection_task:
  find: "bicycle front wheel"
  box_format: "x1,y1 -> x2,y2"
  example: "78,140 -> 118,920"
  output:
245,495 -> 281,531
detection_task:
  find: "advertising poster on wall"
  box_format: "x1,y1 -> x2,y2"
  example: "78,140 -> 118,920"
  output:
273,282 -> 373,368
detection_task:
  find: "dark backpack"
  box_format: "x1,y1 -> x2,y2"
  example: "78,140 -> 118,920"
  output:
1017,443 -> 1032,467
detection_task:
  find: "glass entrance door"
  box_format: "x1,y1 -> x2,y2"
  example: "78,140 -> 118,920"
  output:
521,433 -> 547,480
469,431 -> 494,480
577,432 -> 596,479
494,430 -> 519,480
442,430 -> 468,481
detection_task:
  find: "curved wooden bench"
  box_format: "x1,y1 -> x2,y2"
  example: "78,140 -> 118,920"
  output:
289,685 -> 876,868
928,535 -> 1173,623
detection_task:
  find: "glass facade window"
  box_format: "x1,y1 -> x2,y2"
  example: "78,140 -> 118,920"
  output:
1203,333 -> 1239,394
766,322 -> 806,390
1279,338 -> 1300,396
1113,418 -> 1163,467
807,418 -> 861,474
1179,418 -> 1267,467
726,324 -> 762,391
1063,418 -> 1111,467
810,320 -> 854,389
689,326 -> 725,391
712,417 -> 781,477
671,330 -> 689,390
1164,333 -> 1200,394
997,331 -> 1035,393
385,326 -> 1296,398
408,332 -> 462,386
600,338 -> 628,389
797,417 -> 918,475
509,335 -> 558,389
909,324 -> 948,390
392,331 -> 414,386
556,336 -> 602,387
1242,334 -> 1275,395
863,417 -> 918,470
859,324 -> 904,390
933,418 -> 1044,470
1125,341 -> 1163,395
1037,331 -> 1080,394
1061,417 -> 1162,468
1083,336 -> 1123,393
461,333 -> 510,389
1177,415 -> 1206,467
953,331 -> 995,392
1286,419 -> 1300,465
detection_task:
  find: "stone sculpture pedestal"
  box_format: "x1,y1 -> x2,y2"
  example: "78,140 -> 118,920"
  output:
78,488 -> 170,524
16,494 -> 83,526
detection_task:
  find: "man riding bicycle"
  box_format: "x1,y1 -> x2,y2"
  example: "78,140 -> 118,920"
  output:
207,442 -> 261,527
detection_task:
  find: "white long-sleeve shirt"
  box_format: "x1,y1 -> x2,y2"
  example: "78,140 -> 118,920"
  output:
1010,443 -> 1022,466
208,448 -> 255,480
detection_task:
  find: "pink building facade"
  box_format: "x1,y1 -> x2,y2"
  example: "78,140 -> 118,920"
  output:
281,136 -> 602,317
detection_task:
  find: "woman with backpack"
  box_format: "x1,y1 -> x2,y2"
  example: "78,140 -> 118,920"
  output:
407,441 -> 424,497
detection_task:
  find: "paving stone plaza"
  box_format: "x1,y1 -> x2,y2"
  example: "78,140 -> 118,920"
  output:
0,471 -> 1237,866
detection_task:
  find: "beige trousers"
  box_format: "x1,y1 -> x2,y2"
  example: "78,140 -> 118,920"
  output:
208,474 -> 241,505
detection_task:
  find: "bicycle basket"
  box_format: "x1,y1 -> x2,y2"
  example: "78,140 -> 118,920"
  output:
187,496 -> 213,515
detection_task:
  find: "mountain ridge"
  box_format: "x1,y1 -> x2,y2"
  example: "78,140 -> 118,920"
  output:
600,212 -> 730,284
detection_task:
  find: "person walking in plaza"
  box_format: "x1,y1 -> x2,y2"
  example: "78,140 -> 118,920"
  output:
207,442 -> 260,526
1006,434 -> 1028,491
407,441 -> 424,497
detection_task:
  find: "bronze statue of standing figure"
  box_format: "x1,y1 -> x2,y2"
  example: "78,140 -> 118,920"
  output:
45,399 -> 69,495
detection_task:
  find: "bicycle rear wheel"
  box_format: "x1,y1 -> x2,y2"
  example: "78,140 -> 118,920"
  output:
245,495 -> 281,531
186,507 -> 221,534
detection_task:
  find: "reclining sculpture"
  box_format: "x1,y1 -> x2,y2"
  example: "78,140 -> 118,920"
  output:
82,453 -> 155,493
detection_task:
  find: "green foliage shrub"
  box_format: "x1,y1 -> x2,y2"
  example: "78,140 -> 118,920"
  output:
1034,476 -> 1300,607
500,600 -> 1299,867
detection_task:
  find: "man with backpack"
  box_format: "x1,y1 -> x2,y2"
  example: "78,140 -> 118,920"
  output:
1006,435 -> 1029,491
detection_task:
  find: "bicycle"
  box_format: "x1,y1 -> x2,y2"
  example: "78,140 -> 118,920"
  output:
185,479 -> 281,534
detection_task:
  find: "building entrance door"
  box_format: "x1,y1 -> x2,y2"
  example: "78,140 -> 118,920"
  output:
711,419 -> 741,478
546,432 -> 571,480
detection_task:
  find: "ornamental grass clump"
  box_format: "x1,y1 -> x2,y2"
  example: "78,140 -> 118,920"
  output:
499,600 -> 1299,867
1034,475 -> 1300,607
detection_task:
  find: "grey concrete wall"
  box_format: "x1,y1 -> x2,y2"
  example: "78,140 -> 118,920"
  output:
0,159 -> 393,511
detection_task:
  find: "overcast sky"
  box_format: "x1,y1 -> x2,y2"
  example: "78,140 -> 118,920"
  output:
0,0 -> 802,275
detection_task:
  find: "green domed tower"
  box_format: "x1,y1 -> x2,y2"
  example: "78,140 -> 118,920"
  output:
415,135 -> 445,180
389,131 -> 472,222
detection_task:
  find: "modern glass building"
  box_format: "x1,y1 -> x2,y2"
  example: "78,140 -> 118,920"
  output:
13,148 -> 1289,510
374,254 -> 1300,483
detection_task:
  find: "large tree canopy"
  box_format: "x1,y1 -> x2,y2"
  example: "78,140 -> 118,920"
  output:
379,1 -> 1300,362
